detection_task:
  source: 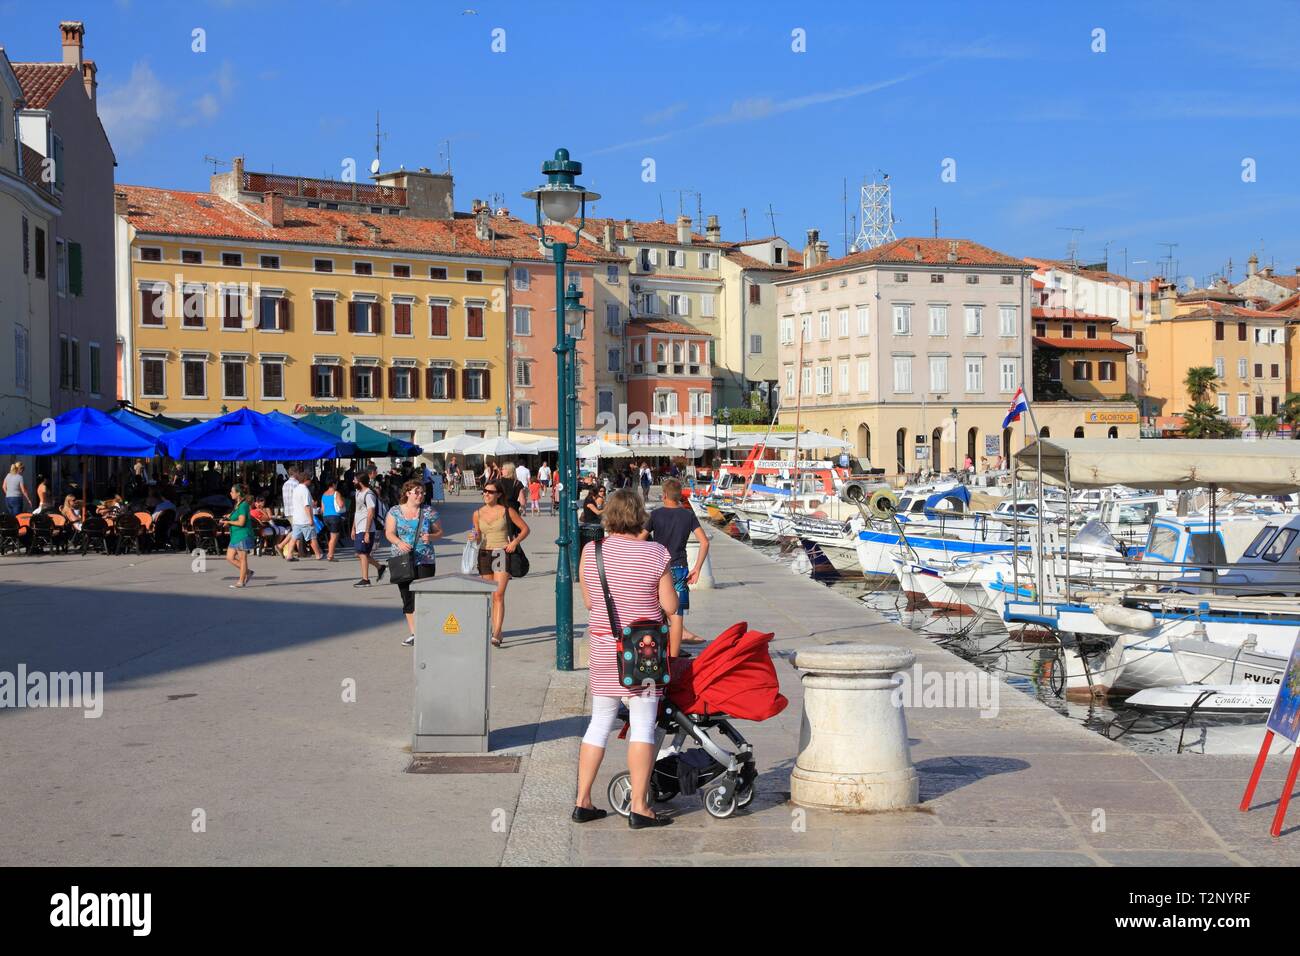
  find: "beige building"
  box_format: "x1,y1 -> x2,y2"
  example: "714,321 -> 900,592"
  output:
1233,254 -> 1300,307
775,237 -> 1036,476
0,49 -> 58,475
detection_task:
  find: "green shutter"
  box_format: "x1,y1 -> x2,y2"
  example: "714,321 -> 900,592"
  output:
68,242 -> 83,296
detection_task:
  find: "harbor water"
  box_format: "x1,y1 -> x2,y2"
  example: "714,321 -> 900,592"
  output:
743,537 -> 1271,755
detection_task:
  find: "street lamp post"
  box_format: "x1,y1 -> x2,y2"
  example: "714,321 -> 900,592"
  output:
951,406 -> 959,480
495,406 -> 502,436
523,149 -> 599,672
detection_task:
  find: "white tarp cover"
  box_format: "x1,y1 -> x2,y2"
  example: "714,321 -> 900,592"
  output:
1015,438 -> 1300,493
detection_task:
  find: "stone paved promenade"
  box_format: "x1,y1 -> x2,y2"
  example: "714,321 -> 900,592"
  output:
1,498 -> 1297,866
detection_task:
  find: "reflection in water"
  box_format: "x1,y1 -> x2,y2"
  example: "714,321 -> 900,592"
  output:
748,539 -> 1271,755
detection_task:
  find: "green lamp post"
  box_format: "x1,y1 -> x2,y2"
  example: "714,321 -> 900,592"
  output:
523,149 -> 599,672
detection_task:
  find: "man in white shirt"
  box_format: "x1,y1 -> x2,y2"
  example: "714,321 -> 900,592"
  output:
281,467 -> 323,560
537,462 -> 551,488
515,462 -> 530,492
279,467 -> 301,557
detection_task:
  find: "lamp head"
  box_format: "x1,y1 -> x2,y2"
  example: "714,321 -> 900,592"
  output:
563,280 -> 587,337
522,148 -> 601,227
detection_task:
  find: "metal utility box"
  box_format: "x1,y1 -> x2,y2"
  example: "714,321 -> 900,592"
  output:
411,574 -> 497,753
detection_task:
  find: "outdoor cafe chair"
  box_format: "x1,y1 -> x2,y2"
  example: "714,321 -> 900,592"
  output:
47,513 -> 70,553
28,512 -> 58,555
0,512 -> 21,555
78,515 -> 110,555
190,514 -> 221,555
114,512 -> 144,555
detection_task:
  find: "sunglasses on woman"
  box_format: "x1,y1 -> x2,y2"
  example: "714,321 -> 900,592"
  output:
483,488 -> 499,496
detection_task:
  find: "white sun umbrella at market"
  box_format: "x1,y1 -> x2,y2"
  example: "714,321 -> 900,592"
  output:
524,437 -> 558,453
426,434 -> 484,454
578,438 -> 633,458
463,436 -> 537,457
791,432 -> 853,449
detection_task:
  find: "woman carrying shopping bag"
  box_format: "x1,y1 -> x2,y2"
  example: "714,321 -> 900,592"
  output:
384,480 -> 443,646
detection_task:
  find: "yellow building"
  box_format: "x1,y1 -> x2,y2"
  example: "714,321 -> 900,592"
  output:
1143,285 -> 1289,425
115,176 -> 513,448
1031,306 -> 1132,402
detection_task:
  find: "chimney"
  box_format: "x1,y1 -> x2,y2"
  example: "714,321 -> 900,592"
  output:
60,21 -> 84,68
81,60 -> 97,106
603,222 -> 614,251
264,192 -> 284,228
367,223 -> 380,243
1248,253 -> 1258,276
335,224 -> 347,243
622,219 -> 633,240
815,240 -> 830,265
495,207 -> 509,218
914,243 -> 923,262
804,229 -> 819,269
232,155 -> 245,184
113,190 -> 128,217
947,240 -> 959,263
706,214 -> 721,243
1262,266 -> 1274,278
475,204 -> 491,241
676,215 -> 691,245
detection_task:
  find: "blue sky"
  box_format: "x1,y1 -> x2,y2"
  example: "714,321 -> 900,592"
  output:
5,0 -> 1299,283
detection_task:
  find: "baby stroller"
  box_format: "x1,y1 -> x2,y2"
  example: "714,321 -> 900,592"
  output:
607,623 -> 787,820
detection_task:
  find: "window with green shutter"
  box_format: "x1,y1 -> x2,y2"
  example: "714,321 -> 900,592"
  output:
68,242 -> 82,296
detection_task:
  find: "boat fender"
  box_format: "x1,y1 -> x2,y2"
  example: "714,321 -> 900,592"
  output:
1093,604 -> 1157,632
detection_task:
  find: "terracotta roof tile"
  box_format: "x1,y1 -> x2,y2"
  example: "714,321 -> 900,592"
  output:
1031,307 -> 1117,322
1171,302 -> 1285,320
792,237 -> 1026,279
627,319 -> 709,336
722,248 -> 801,271
1024,257 -> 1135,287
574,217 -> 728,248
1267,292 -> 1300,314
20,143 -> 54,197
118,185 -> 598,262
1033,336 -> 1131,353
12,63 -> 76,108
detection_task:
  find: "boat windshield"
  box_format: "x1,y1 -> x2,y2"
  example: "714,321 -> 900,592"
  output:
1074,518 -> 1124,555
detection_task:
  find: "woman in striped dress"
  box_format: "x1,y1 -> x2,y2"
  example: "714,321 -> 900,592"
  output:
573,489 -> 678,829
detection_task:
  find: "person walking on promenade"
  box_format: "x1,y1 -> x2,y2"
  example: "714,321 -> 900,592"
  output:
640,462 -> 652,500
384,480 -> 443,645
528,477 -> 541,514
573,489 -> 678,828
470,479 -> 529,647
641,477 -> 709,654
221,484 -> 254,588
279,466 -> 301,559
282,467 -> 323,561
448,456 -> 461,496
352,474 -> 386,587
321,478 -> 346,561
5,463 -> 31,516
430,467 -> 445,503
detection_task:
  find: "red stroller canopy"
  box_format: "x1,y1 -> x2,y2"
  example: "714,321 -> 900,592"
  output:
667,623 -> 788,722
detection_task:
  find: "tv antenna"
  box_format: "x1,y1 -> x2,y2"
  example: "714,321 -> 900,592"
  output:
371,111 -> 388,176
438,139 -> 453,175
1158,242 -> 1179,280
855,171 -> 897,250
203,155 -> 228,175
1057,226 -> 1084,265
740,207 -> 749,240
766,203 -> 779,235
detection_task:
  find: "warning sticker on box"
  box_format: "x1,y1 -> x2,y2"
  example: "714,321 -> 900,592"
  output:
443,613 -> 461,634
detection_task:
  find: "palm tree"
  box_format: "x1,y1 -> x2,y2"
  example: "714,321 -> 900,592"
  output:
1181,401 -> 1239,439
1184,366 -> 1220,404
1279,393 -> 1300,439
1252,414 -> 1279,438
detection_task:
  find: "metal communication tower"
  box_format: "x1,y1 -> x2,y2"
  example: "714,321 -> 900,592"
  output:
854,173 -> 896,251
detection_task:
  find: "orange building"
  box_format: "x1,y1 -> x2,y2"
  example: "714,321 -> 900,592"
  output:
625,319 -> 713,426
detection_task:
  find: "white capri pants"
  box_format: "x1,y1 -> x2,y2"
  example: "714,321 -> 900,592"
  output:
582,694 -> 658,747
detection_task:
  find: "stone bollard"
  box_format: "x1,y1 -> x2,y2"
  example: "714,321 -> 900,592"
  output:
790,643 -> 918,812
685,533 -> 716,590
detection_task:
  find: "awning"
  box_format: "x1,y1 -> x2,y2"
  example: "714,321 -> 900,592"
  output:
1014,438 -> 1300,493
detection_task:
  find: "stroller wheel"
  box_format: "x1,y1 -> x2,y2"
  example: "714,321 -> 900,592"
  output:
607,772 -> 637,818
702,784 -> 738,819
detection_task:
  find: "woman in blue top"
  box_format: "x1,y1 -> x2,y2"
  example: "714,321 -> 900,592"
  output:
321,479 -> 346,561
384,479 -> 443,646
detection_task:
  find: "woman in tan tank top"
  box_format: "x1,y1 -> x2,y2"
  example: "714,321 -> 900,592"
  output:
471,479 -> 530,647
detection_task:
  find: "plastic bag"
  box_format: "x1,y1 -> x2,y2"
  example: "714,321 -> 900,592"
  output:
461,539 -> 480,575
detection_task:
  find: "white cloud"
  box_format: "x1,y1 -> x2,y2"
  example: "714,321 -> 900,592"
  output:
194,93 -> 221,120
591,69 -> 930,155
98,61 -> 178,155
642,102 -> 687,126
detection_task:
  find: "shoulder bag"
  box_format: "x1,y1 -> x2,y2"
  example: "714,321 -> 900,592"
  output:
505,508 -> 529,578
387,509 -> 427,586
594,538 -> 669,689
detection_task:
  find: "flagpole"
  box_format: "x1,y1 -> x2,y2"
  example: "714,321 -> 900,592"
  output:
1018,385 -> 1046,614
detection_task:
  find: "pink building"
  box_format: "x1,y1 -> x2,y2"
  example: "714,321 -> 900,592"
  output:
625,319 -> 713,425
